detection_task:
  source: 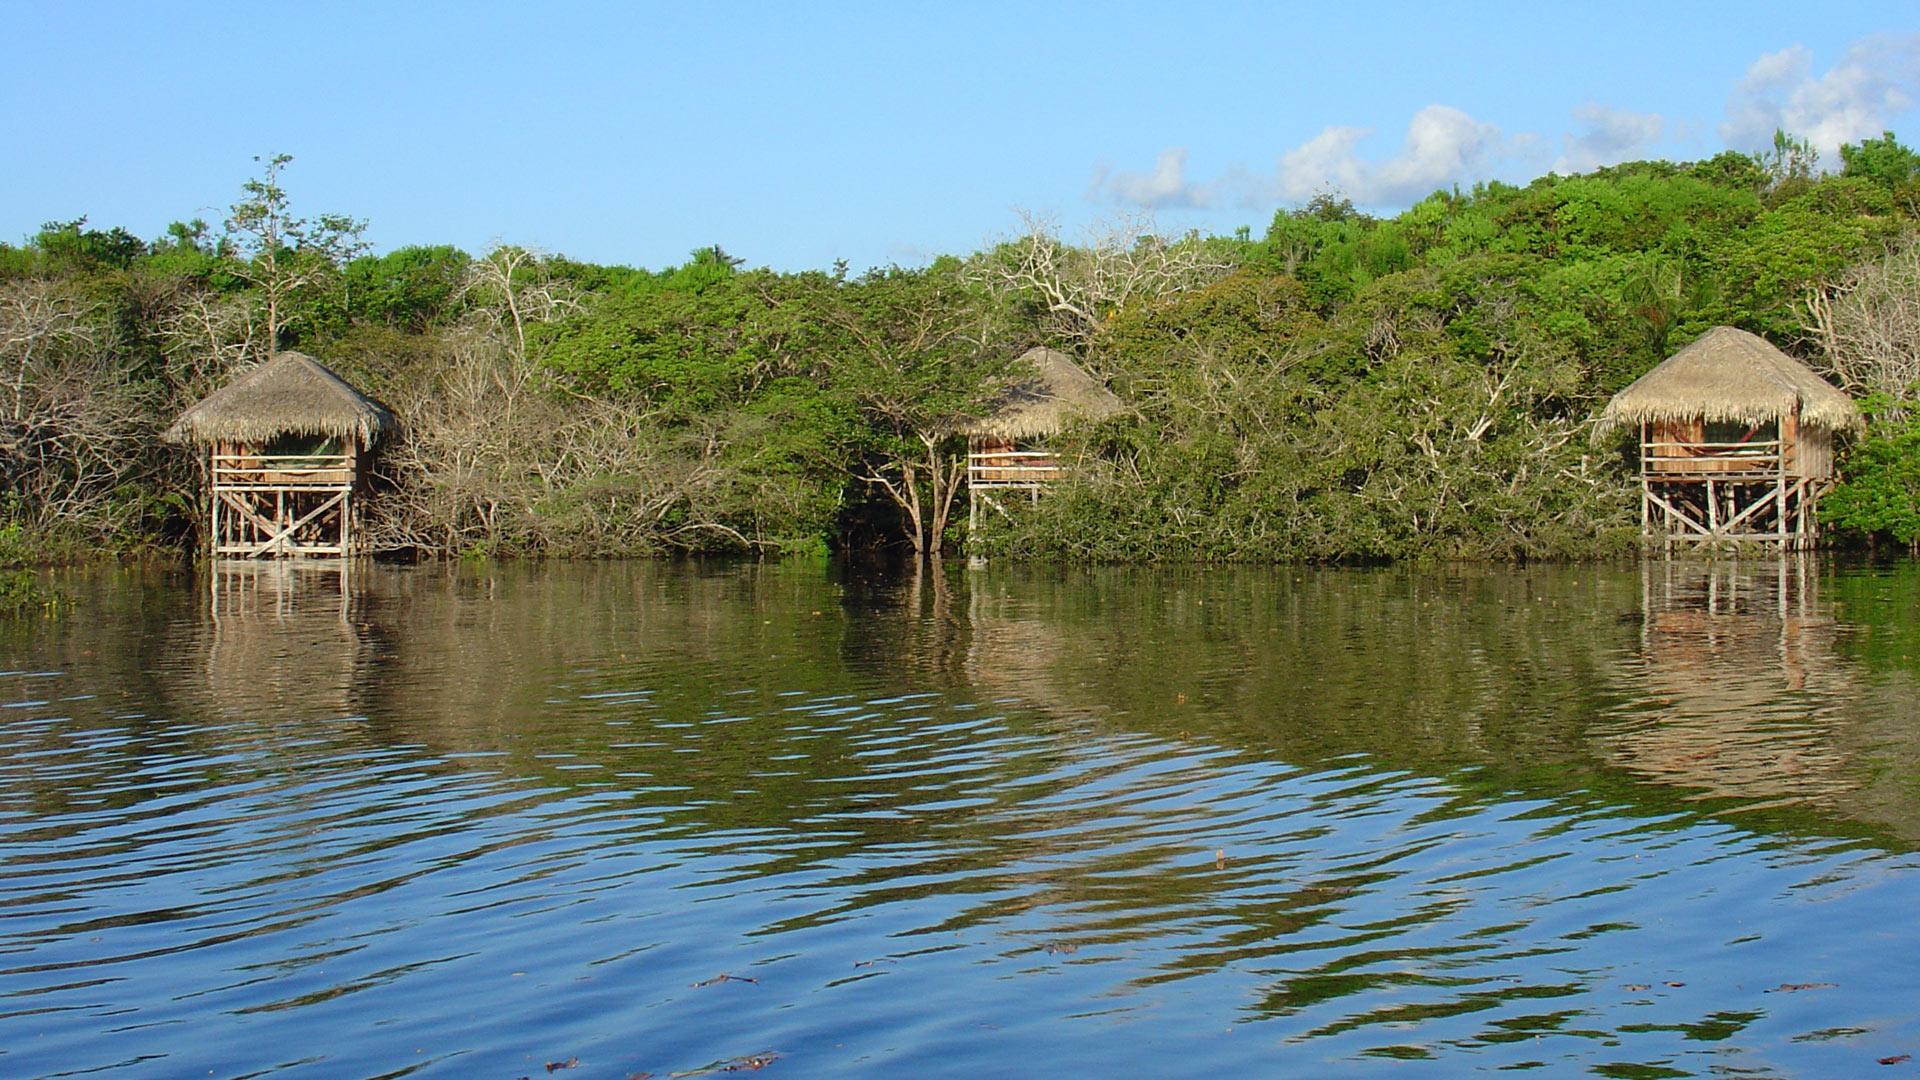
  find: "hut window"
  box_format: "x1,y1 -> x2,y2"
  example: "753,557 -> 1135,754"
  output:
262,432 -> 342,462
1703,420 -> 1776,447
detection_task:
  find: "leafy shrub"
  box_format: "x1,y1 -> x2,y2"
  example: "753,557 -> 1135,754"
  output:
1823,396 -> 1920,550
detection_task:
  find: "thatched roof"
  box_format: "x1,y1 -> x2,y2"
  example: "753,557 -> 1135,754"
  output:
165,351 -> 393,446
957,346 -> 1125,440
1598,326 -> 1862,435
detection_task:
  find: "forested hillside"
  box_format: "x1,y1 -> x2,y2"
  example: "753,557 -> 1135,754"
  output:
5,136 -> 1919,565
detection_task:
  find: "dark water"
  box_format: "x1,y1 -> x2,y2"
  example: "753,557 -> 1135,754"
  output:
2,559 -> 1918,1078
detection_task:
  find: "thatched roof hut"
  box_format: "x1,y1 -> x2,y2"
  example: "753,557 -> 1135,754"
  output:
165,351 -> 393,447
957,347 -> 1124,440
1597,326 -> 1861,436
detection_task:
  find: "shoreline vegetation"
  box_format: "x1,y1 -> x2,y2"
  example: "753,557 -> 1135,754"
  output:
5,134 -> 1920,569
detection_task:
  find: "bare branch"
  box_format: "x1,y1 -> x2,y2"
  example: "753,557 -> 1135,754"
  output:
1804,233 -> 1920,409
972,210 -> 1235,363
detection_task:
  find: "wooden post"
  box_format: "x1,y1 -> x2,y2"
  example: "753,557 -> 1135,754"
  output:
1662,480 -> 1673,557
208,447 -> 220,557
1639,424 -> 1650,550
1776,460 -> 1787,548
345,441 -> 358,558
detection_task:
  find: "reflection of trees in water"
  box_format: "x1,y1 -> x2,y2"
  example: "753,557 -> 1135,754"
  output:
0,563 -> 387,822
959,565 -> 1634,768
15,560 -> 1917,854
9,559 -> 1920,1048
835,557 -> 975,688
953,562 -> 1920,848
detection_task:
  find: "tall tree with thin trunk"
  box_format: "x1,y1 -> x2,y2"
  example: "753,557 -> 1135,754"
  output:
222,153 -> 366,351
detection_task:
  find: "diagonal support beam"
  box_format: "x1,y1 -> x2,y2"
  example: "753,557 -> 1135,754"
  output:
219,490 -> 280,540
1719,486 -> 1779,534
1645,489 -> 1710,536
245,492 -> 345,557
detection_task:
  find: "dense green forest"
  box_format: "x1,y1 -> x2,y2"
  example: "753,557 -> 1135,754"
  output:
4,136 -> 1919,568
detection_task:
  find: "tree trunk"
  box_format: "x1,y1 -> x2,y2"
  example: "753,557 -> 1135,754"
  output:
922,431 -> 965,557
901,460 -> 925,556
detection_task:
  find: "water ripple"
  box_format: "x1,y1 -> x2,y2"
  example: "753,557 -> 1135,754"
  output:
0,562 -> 1917,1075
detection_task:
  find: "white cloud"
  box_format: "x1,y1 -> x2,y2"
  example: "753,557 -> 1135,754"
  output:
1092,105 -> 1507,212
1721,34 -> 1920,158
1555,104 -> 1666,173
1088,147 -> 1202,209
1273,106 -> 1503,205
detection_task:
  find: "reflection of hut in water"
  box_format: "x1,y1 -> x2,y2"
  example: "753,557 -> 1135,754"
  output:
957,575 -> 1140,727
960,347 -> 1123,528
1602,559 -> 1850,807
963,601 -> 1073,708
166,351 -> 393,558
200,561 -> 378,722
1598,327 -> 1861,551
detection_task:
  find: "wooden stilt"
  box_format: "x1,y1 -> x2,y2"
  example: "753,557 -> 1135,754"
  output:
1639,414 -> 1836,556
208,447 -> 359,559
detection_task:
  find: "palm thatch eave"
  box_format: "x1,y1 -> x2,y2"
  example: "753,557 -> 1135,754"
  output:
1596,326 -> 1862,436
955,346 -> 1125,441
164,351 -> 394,447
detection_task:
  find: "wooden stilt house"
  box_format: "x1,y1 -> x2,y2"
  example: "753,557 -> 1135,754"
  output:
1598,327 -> 1862,551
960,347 -> 1123,526
165,351 -> 393,558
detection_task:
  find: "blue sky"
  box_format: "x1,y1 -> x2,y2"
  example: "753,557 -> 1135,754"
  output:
6,2 -> 1918,273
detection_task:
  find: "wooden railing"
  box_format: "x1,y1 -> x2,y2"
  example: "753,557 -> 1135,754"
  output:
213,453 -> 355,488
1642,439 -> 1785,476
968,449 -> 1062,488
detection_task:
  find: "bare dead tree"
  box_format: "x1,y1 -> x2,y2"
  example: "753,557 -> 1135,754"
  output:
1805,234 -> 1920,408
975,210 -> 1235,363
0,281 -> 154,534
460,246 -> 582,365
156,288 -> 263,399
363,249 -> 763,556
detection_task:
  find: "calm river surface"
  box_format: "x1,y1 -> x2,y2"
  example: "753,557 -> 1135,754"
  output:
3,559 -> 1919,1077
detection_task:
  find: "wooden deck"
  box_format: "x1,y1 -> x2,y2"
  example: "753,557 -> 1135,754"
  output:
967,449 -> 1063,490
